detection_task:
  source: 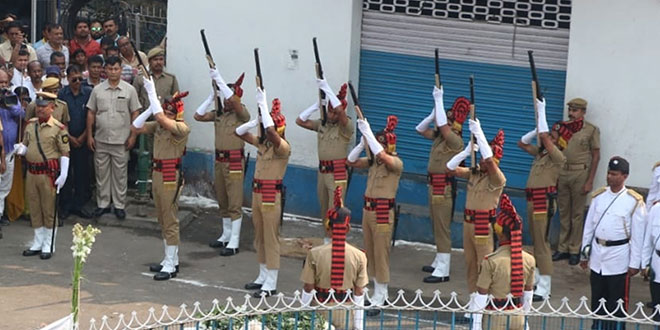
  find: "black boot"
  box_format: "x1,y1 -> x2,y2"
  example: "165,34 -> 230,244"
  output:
153,271 -> 177,281
220,248 -> 239,256
245,282 -> 263,290
252,290 -> 276,298
22,249 -> 41,256
423,275 -> 450,283
149,264 -> 179,273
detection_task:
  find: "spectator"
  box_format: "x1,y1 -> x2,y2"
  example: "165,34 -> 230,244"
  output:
24,61 -> 42,100
72,48 -> 87,72
90,20 -> 104,41
1,62 -> 14,85
117,36 -> 147,70
33,23 -> 52,50
99,37 -> 115,58
86,56 -> 141,220
49,52 -> 68,86
25,77 -> 70,125
104,45 -> 119,58
0,70 -> 25,224
69,19 -> 101,58
0,15 -> 17,44
57,65 -> 92,219
36,24 -> 69,69
133,47 -> 178,109
84,55 -> 104,88
10,49 -> 30,87
99,18 -> 120,44
0,22 -> 38,63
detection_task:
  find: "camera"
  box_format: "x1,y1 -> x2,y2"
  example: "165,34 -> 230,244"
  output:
0,88 -> 19,107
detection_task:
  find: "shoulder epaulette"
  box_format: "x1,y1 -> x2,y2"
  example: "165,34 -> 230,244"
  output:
51,118 -> 66,130
28,117 -> 38,123
627,189 -> 643,203
592,186 -> 607,198
484,249 -> 501,260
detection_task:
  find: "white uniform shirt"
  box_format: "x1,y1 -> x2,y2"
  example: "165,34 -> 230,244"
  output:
642,203 -> 660,283
581,186 -> 646,275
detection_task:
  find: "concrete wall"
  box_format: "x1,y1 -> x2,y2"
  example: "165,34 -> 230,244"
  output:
167,0 -> 364,167
565,0 -> 660,189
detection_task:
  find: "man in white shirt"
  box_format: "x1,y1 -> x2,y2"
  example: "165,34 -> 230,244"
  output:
641,162 -> 660,313
580,156 -> 646,329
10,49 -> 30,87
36,24 -> 69,69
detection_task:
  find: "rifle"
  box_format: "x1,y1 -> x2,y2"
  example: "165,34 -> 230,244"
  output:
243,152 -> 250,182
280,185 -> 287,227
528,50 -> 543,147
347,81 -> 372,167
130,41 -> 149,79
469,75 -> 477,173
253,48 -> 267,144
391,204 -> 401,247
545,192 -> 557,242
200,29 -> 223,112
312,38 -> 327,126
434,48 -> 442,88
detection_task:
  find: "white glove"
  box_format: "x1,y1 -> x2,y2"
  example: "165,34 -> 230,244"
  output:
469,119 -> 493,160
446,143 -> 478,170
14,143 -> 27,156
195,92 -> 215,116
143,75 -> 156,96
209,68 -> 234,99
536,98 -> 549,133
433,86 -> 447,127
353,294 -> 365,330
256,88 -> 274,129
144,76 -> 162,116
235,119 -> 258,136
415,111 -> 435,133
522,290 -> 533,312
316,78 -> 341,108
132,107 -> 152,128
469,293 -> 489,330
520,129 -> 537,145
347,139 -> 365,162
301,290 -> 314,307
54,156 -> 69,193
298,102 -> 319,121
357,119 -> 383,155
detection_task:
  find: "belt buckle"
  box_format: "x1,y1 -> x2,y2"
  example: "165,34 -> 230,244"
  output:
597,238 -> 606,246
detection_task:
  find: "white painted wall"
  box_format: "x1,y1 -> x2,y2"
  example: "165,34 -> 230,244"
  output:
167,0 -> 363,167
565,0 -> 660,189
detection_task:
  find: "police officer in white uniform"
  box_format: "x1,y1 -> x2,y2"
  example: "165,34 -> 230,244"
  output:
580,156 -> 646,330
641,162 -> 660,311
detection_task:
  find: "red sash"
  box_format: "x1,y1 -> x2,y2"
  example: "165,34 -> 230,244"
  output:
364,196 -> 395,225
319,159 -> 348,184
464,209 -> 496,243
525,186 -> 557,220
252,179 -> 283,206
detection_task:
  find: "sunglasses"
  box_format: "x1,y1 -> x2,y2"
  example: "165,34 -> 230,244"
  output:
70,77 -> 83,83
91,27 -> 102,32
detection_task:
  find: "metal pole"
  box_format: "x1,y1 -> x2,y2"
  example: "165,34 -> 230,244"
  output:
135,14 -> 141,50
31,0 -> 37,43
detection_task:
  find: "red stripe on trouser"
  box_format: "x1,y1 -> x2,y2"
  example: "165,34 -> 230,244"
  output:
624,274 -> 630,310
331,225 -> 347,288
510,233 -> 524,297
332,159 -> 347,181
228,150 -> 243,172
465,209 -> 495,237
429,173 -> 448,196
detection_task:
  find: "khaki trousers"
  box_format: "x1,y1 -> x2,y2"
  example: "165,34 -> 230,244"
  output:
487,313 -> 525,330
94,142 -> 128,209
428,185 -> 453,253
527,202 -> 553,275
152,170 -> 182,245
26,173 -> 56,228
463,222 -> 493,293
252,191 -> 281,269
214,160 -> 244,220
557,169 -> 589,254
362,208 -> 393,283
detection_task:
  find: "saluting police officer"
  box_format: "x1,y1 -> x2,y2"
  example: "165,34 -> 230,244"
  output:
195,68 -> 249,256
580,156 -> 646,330
296,78 -> 352,243
236,87 -> 290,298
415,85 -> 469,283
518,98 -> 566,301
16,92 -> 70,260
131,77 -> 190,281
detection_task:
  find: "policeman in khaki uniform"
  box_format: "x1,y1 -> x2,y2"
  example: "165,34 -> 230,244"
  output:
25,77 -> 70,125
236,87 -> 290,298
415,85 -> 470,283
300,186 -> 368,330
447,120 -> 506,295
470,194 -> 535,330
554,98 -> 601,265
296,78 -> 353,242
518,98 -> 566,301
347,115 -> 403,307
195,68 -> 249,256
580,157 -> 646,330
16,92 -> 70,260
131,77 -> 190,281
132,47 -> 180,110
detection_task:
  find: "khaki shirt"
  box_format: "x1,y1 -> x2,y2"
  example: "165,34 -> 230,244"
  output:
133,72 -> 180,109
562,120 -> 600,166
526,146 -> 566,189
365,156 -> 403,199
25,99 -> 70,125
22,117 -> 70,163
87,80 -> 141,144
465,168 -> 506,210
121,51 -> 148,69
476,245 -> 536,299
310,119 -> 354,161
253,139 -> 291,181
428,130 -> 463,174
214,104 -> 250,151
300,242 -> 369,291
0,40 -> 38,63
143,121 -> 190,159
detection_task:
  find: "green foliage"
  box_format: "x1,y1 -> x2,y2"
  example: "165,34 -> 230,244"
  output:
199,307 -> 337,330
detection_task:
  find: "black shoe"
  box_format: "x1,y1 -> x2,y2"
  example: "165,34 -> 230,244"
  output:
72,209 -> 92,219
423,275 -> 450,283
40,252 -> 52,260
114,208 -> 126,220
0,217 -> 9,226
59,210 -> 70,221
245,282 -> 263,290
646,301 -> 657,309
93,207 -> 111,218
149,264 -> 179,273
22,249 -> 41,256
366,309 -> 381,317
153,271 -> 177,281
252,290 -> 276,298
421,265 -> 435,273
220,248 -> 239,256
209,240 -> 227,248
533,294 -> 547,302
552,251 -> 570,261
568,254 -> 580,265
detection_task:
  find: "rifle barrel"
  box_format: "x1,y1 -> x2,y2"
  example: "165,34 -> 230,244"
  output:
254,48 -> 263,88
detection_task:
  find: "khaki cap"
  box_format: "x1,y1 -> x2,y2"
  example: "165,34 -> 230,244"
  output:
567,98 -> 587,109
42,77 -> 60,90
35,91 -> 57,106
147,47 -> 165,60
